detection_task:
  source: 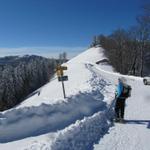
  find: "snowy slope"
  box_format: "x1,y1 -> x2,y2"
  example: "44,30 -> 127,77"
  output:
1,46 -> 150,150
13,47 -> 108,108
0,47 -> 116,149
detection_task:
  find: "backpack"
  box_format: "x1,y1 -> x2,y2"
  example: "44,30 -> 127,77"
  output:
121,85 -> 132,98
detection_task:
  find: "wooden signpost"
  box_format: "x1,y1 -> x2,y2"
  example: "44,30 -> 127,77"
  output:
56,65 -> 68,98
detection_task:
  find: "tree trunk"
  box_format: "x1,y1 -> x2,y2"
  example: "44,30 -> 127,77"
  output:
140,43 -> 145,77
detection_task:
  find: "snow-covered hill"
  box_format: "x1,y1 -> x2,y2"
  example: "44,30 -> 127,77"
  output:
0,47 -> 150,150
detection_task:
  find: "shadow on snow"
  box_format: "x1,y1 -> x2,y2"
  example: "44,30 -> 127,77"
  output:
125,120 -> 150,129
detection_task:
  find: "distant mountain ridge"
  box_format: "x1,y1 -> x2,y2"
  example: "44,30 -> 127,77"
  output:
0,55 -> 45,65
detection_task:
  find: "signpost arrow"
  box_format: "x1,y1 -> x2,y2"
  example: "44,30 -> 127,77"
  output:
58,76 -> 68,82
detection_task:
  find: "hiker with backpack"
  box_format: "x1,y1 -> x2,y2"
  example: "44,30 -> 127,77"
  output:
115,77 -> 131,123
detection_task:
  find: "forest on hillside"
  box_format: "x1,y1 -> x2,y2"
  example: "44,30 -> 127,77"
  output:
0,55 -> 59,111
91,4 -> 150,76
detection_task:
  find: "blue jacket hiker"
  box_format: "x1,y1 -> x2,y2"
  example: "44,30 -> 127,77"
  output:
115,78 -> 131,123
116,80 -> 123,98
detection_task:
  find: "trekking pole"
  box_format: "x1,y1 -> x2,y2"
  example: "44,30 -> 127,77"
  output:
106,95 -> 117,120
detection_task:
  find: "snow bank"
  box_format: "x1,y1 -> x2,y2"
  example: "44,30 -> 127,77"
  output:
0,91 -> 105,143
51,105 -> 114,150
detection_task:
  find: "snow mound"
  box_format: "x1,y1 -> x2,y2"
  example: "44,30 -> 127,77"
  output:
51,108 -> 114,150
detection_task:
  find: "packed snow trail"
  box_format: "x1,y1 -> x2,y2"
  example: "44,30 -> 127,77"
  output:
95,75 -> 150,150
49,64 -> 115,150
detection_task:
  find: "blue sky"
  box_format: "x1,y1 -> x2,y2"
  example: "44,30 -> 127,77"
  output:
0,0 -> 147,58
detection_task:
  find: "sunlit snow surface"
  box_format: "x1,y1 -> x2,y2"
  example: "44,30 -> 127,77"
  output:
1,47 -> 150,150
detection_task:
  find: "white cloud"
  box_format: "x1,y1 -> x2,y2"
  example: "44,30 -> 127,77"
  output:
0,46 -> 86,59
